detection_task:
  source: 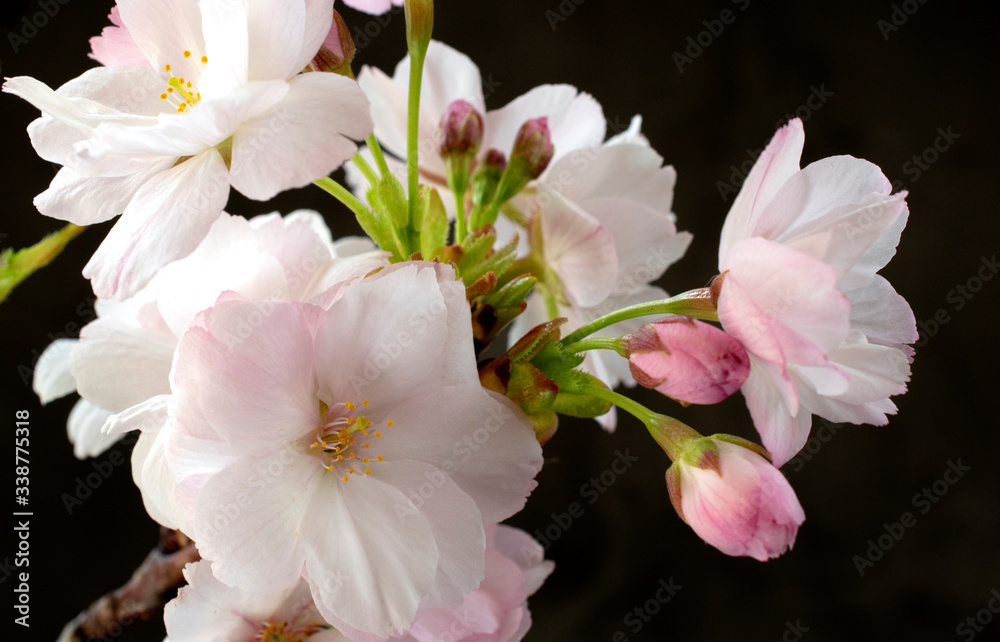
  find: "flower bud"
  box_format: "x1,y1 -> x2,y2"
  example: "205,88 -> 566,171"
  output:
510,117 -> 554,179
439,99 -> 484,157
624,316 -> 749,405
405,0 -> 434,57
469,150 -> 507,226
666,437 -> 805,561
309,11 -> 356,77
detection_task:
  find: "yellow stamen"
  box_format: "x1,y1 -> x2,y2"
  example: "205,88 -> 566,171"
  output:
377,456 -> 384,461
362,400 -> 369,406
342,475 -> 349,482
200,55 -> 208,63
365,469 -> 372,475
159,93 -> 167,100
183,50 -> 192,58
387,420 -> 394,427
375,432 -> 382,438
164,64 -> 171,72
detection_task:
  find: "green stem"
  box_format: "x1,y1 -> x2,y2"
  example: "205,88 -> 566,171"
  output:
406,48 -> 426,228
0,223 -> 86,305
453,191 -> 467,245
352,152 -> 379,188
560,288 -> 718,346
565,337 -> 626,357
366,134 -> 392,179
581,384 -> 700,461
313,177 -> 371,220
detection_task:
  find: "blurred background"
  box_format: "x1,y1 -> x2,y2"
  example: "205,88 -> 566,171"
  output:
2,0 -> 997,640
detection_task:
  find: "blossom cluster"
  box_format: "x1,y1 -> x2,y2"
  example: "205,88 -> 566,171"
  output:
5,0 -> 916,639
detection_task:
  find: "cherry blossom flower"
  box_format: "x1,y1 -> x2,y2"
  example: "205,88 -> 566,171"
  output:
32,211 -> 386,459
3,0 -> 372,298
165,560 -> 348,642
667,438 -> 805,561
129,262 -> 542,637
716,118 -> 916,466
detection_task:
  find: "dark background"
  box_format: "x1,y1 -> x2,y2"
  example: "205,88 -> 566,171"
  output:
2,1 -> 997,640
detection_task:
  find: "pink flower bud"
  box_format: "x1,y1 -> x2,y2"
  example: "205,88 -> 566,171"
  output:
438,99 -> 484,156
309,11 -> 356,76
511,117 -> 554,179
666,438 -> 805,561
624,316 -> 749,405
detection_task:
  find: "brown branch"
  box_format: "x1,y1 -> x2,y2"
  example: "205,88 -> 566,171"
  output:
57,527 -> 200,642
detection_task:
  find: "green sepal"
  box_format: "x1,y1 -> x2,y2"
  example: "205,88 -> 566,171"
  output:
530,341 -> 585,388
706,433 -> 772,462
551,373 -> 613,418
418,186 -> 448,260
462,231 -> 518,286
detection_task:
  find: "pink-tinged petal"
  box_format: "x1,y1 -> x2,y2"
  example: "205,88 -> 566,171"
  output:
847,276 -> 917,354
778,193 -> 907,288
304,475 -> 438,637
117,0 -> 206,84
626,317 -> 750,405
148,213 -> 288,336
83,149 -> 230,299
374,388 -> 542,525
410,590 -> 504,641
741,363 -> 812,468
841,195 -> 910,291
67,400 -> 117,460
230,72 -> 371,201
492,525 -> 555,597
795,331 -> 911,425
373,460 -> 485,610
341,0 -> 403,14
538,186 -> 618,308
165,560 -> 296,641
296,0 -> 337,73
484,85 -> 605,168
677,440 -> 805,561
89,7 -> 149,66
582,197 -> 692,286
70,305 -> 175,412
172,299 -> 320,454
719,119 -> 805,263
719,238 -> 850,365
194,454 -> 321,594
32,338 -> 77,404
34,160 -> 175,225
553,142 -> 675,216
755,155 -> 892,245
315,263 -> 476,404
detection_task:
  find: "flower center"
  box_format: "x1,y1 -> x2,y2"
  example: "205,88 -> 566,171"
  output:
158,50 -> 208,114
310,399 -> 394,482
258,621 -> 323,642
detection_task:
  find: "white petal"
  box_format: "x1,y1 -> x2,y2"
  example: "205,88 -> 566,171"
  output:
83,149 -> 230,299
131,419 -> 183,529
539,186 -> 618,308
70,305 -> 175,412
34,160 -> 174,225
484,85 -> 605,167
230,72 -> 371,201
847,276 -> 917,352
67,400 -> 117,459
117,0 -> 206,83
32,338 -> 78,404
194,454 -> 319,594
741,363 -> 811,468
374,460 -> 485,610
374,388 -> 542,524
